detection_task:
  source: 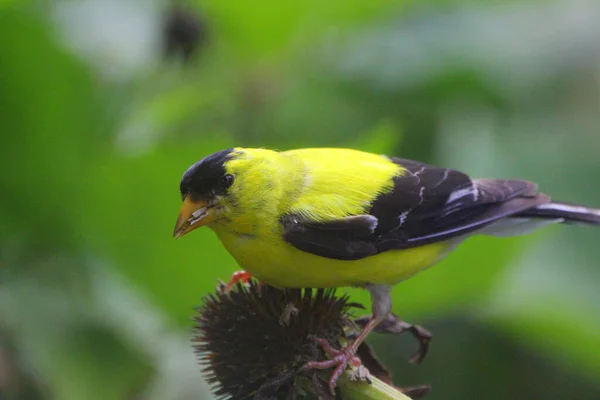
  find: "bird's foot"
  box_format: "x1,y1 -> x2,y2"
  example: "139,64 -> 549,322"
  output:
303,337 -> 364,395
356,314 -> 432,364
219,270 -> 264,294
225,270 -> 252,291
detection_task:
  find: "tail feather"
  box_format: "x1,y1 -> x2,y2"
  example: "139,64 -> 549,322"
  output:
516,201 -> 600,226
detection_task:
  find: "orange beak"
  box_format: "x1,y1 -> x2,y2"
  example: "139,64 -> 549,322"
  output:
173,196 -> 218,238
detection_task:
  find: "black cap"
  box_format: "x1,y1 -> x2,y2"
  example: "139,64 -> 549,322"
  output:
180,149 -> 234,200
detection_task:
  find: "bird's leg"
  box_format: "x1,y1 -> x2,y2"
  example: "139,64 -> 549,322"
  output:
224,270 -> 253,291
303,284 -> 392,395
355,313 -> 432,364
223,270 -> 264,293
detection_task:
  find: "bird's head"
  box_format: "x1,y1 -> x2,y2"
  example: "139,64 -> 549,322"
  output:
173,147 -> 292,238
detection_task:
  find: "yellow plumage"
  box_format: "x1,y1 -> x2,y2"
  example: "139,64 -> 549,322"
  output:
211,147 -> 450,288
216,228 -> 450,288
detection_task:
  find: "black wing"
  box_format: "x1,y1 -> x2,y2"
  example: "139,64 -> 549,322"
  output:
281,157 -> 547,260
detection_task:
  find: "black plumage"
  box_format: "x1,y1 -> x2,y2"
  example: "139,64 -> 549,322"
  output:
180,149 -> 233,200
280,158 -> 576,261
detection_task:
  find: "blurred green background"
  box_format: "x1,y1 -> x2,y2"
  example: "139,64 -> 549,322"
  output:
1,0 -> 600,399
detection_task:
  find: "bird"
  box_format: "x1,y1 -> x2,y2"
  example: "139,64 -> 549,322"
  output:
173,147 -> 600,392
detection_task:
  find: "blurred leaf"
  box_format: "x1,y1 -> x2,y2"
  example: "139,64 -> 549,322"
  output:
484,229 -> 600,379
0,270 -> 152,400
199,0 -> 395,57
0,7 -> 109,258
51,324 -> 152,400
350,119 -> 403,154
327,3 -> 600,96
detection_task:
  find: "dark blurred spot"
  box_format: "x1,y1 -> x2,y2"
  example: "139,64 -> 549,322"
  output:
162,5 -> 207,62
0,335 -> 44,399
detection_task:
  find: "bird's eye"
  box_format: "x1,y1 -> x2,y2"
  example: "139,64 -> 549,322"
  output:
219,174 -> 234,189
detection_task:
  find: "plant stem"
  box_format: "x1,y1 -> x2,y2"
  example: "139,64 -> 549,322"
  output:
338,371 -> 413,400
298,370 -> 413,400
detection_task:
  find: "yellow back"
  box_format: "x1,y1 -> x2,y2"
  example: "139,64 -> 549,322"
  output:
282,148 -> 401,221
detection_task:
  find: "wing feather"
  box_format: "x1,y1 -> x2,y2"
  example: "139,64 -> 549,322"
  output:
281,157 -> 547,260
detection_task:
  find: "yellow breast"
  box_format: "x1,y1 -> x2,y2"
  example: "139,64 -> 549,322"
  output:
215,230 -> 452,288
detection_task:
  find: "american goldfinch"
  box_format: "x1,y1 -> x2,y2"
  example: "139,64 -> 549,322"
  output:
173,147 -> 600,391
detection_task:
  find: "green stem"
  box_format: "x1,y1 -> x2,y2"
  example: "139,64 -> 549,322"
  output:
298,370 -> 413,400
338,371 -> 413,400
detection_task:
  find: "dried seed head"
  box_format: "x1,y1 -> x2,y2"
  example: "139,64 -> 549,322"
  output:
193,282 -> 362,399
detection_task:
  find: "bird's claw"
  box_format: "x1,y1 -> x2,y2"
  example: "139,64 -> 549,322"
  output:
303,338 -> 364,395
355,314 -> 432,364
216,270 -> 253,294
406,324 -> 432,364
217,270 -> 265,295
225,270 -> 253,291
